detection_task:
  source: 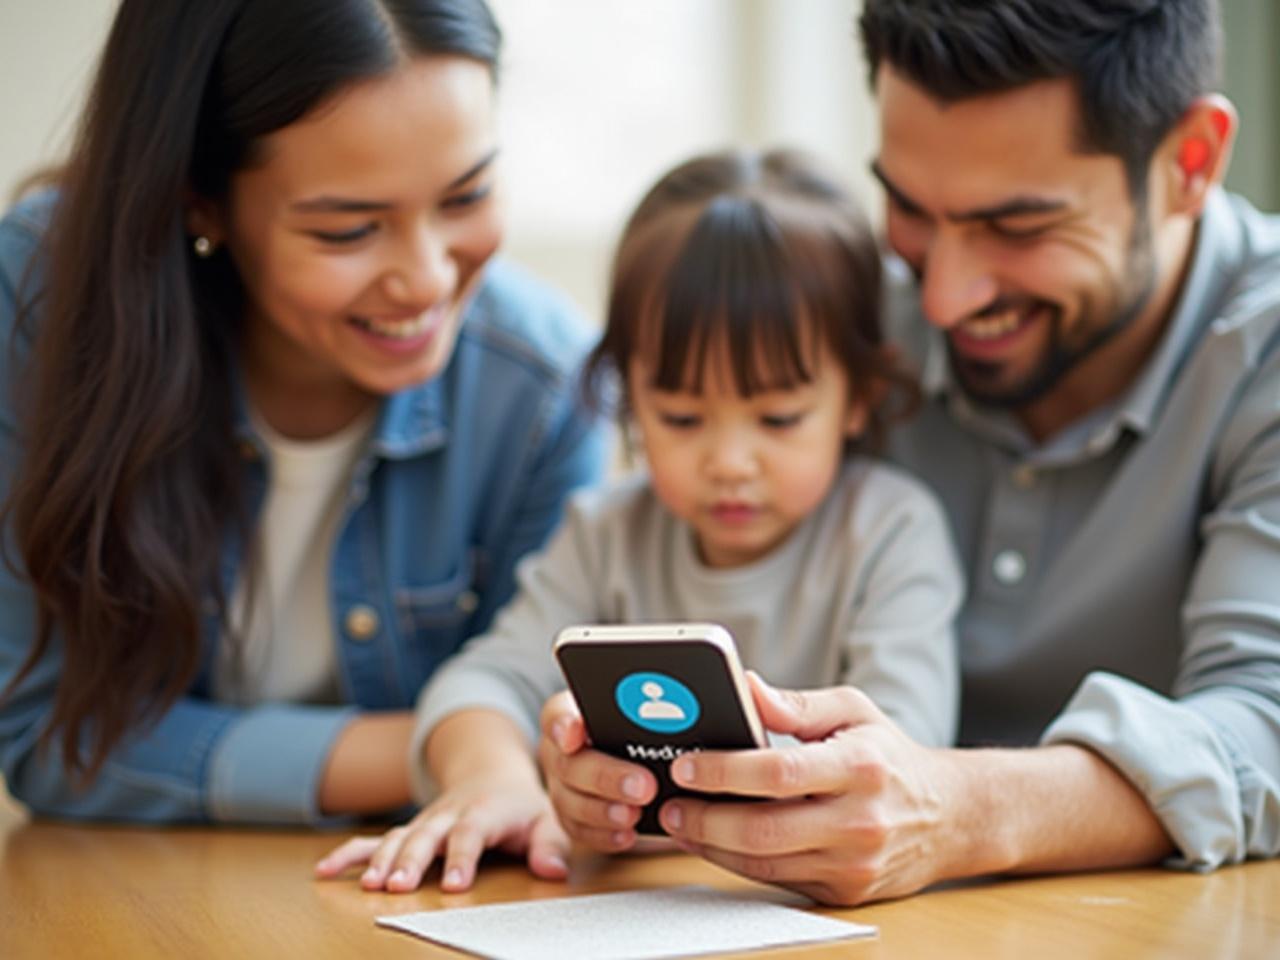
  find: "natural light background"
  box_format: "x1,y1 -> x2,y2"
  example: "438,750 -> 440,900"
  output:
0,0 -> 883,325
2,1 -> 1276,324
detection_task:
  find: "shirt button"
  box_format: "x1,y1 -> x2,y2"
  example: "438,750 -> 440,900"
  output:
344,604 -> 380,641
455,590 -> 479,614
992,550 -> 1027,586
237,439 -> 259,461
1012,465 -> 1036,489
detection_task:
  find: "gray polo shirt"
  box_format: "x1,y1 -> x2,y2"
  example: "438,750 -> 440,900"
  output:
884,188 -> 1280,870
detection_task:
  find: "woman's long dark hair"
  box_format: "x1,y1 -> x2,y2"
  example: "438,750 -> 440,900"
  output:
0,0 -> 501,780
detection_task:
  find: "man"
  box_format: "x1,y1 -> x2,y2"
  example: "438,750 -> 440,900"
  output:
539,0 -> 1279,906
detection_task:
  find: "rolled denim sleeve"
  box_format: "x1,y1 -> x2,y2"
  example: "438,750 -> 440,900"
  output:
205,703 -> 357,822
1044,349 -> 1280,869
1,602 -> 355,823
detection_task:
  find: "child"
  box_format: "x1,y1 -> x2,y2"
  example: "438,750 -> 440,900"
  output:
316,147 -> 962,893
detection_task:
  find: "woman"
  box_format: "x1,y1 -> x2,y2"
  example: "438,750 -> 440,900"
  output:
0,0 -> 605,838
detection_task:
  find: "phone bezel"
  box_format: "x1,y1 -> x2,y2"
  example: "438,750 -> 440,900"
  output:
553,622 -> 766,747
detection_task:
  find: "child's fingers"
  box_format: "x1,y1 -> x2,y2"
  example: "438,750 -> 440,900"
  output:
525,812 -> 572,880
553,748 -> 657,806
359,826 -> 411,890
313,835 -> 381,877
539,691 -> 587,753
439,815 -> 490,892
547,776 -> 641,833
384,816 -> 455,892
564,820 -> 637,853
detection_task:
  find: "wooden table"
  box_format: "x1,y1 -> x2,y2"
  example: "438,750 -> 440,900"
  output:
1,798 -> 1276,959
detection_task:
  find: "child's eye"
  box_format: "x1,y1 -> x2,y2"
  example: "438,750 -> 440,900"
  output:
761,412 -> 805,429
311,223 -> 378,245
657,412 -> 701,430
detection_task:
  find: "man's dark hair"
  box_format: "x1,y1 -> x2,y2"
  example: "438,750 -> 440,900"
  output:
859,0 -> 1222,196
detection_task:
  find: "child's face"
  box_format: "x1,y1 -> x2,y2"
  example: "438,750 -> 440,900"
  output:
629,346 -> 866,568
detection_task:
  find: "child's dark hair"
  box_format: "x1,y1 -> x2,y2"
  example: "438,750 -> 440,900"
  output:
583,147 -> 916,452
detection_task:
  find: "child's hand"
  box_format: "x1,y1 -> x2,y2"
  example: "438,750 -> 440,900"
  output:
313,772 -> 569,893
537,690 -> 658,852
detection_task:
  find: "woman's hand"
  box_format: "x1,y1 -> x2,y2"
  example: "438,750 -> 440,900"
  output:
537,691 -> 660,852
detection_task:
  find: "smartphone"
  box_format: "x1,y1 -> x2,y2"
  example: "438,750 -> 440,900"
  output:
553,622 -> 766,835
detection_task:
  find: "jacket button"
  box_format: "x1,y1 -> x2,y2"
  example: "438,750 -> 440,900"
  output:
344,604 -> 380,641
992,549 -> 1027,586
455,590 -> 479,613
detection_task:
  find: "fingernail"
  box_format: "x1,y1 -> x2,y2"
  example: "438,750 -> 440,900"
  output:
611,830 -> 630,847
672,758 -> 695,784
390,869 -> 407,885
622,773 -> 646,800
607,802 -> 631,825
444,867 -> 463,888
552,719 -> 570,749
663,804 -> 683,830
546,854 -> 568,873
362,867 -> 379,883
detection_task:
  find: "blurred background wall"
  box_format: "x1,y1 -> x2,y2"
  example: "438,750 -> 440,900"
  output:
0,0 -> 1277,325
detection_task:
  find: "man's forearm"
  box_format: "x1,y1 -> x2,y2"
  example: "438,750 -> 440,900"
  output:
944,743 -> 1175,878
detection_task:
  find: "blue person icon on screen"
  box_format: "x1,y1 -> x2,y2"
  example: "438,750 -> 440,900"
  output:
616,672 -> 700,733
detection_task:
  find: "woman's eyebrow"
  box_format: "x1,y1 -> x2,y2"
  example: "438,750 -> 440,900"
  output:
290,149 -> 501,213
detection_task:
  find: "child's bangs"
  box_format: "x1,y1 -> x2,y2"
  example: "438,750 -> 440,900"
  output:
643,196 -> 818,396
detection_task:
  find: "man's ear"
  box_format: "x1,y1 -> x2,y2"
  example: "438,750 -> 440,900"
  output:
1158,94 -> 1238,218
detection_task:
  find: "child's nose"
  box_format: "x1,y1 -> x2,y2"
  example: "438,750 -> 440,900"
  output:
704,429 -> 758,481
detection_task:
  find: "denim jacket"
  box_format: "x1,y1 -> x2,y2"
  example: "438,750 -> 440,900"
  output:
0,192 -> 608,824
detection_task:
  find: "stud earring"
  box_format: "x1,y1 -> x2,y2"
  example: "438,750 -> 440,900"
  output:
193,235 -> 215,258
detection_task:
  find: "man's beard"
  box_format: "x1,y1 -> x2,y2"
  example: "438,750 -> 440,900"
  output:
948,209 -> 1158,409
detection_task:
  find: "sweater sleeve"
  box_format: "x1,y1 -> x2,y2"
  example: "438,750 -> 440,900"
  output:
837,472 -> 964,748
408,491 -> 610,802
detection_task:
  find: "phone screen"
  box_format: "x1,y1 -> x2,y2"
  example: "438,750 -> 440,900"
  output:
555,633 -> 763,834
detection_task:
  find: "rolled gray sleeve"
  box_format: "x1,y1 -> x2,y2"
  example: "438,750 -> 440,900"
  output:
1041,673 -> 1274,869
1045,354 -> 1280,869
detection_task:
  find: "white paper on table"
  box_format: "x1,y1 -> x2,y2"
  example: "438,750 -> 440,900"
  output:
376,883 -> 876,960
